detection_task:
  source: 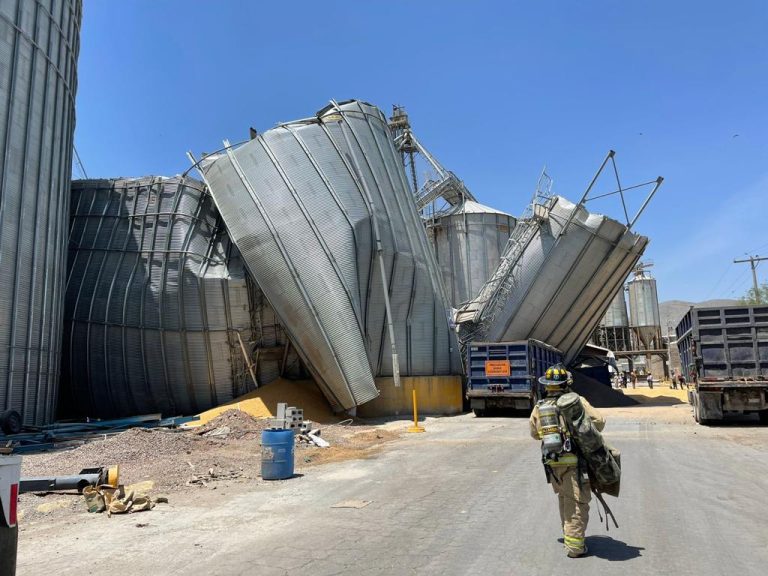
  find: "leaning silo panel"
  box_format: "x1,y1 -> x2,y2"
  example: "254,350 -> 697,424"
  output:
0,0 -> 82,425
432,200 -> 516,307
457,195 -> 648,364
61,177 -> 253,418
201,100 -> 459,411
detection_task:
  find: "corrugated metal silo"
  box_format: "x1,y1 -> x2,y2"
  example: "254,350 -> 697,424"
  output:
602,291 -> 629,328
431,200 -> 516,307
0,0 -> 82,425
628,270 -> 661,348
61,177 -> 255,418
200,100 -> 460,411
456,195 -> 649,364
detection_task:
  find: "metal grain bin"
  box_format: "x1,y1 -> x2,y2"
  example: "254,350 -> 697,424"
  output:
200,100 -> 460,411
431,200 -> 516,308
456,195 -> 648,364
628,270 -> 661,348
61,177 -> 254,418
602,291 -> 630,328
0,0 -> 82,425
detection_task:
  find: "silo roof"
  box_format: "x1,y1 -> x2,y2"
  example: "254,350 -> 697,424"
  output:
449,200 -> 512,216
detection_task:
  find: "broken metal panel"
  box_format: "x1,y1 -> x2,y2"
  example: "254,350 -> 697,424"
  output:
200,100 -> 460,411
457,195 -> 648,364
0,0 -> 82,425
61,177 -> 253,418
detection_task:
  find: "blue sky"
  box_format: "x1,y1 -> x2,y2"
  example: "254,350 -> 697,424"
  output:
74,1 -> 768,302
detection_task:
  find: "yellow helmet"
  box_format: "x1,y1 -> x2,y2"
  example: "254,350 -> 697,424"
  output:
538,363 -> 573,394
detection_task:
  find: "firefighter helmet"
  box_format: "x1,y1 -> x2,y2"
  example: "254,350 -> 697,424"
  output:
538,363 -> 573,394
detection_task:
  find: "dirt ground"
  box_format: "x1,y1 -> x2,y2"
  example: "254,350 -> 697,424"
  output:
17,409 -> 402,526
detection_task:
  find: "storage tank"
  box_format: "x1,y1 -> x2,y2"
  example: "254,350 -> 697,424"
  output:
456,195 -> 649,364
200,99 -> 461,411
61,177 -> 256,418
0,0 -> 82,425
628,267 -> 661,349
601,291 -> 630,328
594,290 -> 632,352
431,200 -> 516,307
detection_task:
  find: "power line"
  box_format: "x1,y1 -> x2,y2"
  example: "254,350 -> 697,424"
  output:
705,262 -> 735,300
723,268 -> 750,297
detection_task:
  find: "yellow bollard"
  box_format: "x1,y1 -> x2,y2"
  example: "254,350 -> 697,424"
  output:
407,388 -> 425,433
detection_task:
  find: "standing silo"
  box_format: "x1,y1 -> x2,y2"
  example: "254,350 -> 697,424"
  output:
431,200 -> 516,308
594,290 -> 632,351
0,0 -> 82,425
628,267 -> 662,351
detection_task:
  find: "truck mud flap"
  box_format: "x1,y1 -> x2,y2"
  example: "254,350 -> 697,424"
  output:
698,391 -> 723,423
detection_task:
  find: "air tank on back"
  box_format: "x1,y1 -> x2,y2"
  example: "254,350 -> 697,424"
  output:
431,200 -> 516,307
0,0 -> 82,425
628,264 -> 662,349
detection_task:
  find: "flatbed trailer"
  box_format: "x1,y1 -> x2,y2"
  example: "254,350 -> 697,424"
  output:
676,305 -> 768,424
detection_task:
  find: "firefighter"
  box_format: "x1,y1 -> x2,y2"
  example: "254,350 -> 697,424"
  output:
529,364 -> 605,558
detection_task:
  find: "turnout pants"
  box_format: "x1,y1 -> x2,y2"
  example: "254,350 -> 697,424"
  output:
550,465 -> 591,554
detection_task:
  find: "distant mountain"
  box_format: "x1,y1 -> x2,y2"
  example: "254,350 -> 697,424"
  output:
659,299 -> 740,333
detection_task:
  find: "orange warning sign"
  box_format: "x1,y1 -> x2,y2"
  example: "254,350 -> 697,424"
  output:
485,360 -> 510,377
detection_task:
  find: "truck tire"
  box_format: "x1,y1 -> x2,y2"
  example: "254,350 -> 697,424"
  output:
693,400 -> 700,423
473,408 -> 486,418
0,410 -> 22,435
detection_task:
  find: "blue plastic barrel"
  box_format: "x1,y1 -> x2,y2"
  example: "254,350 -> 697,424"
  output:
261,429 -> 295,480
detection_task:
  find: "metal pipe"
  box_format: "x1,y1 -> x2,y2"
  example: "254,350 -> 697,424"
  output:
628,177 -> 664,230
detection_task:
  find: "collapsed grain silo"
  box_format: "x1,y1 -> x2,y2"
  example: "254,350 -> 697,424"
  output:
61,177 -> 262,418
0,0 -> 82,426
456,156 -> 662,364
198,100 -> 461,412
430,200 -> 516,308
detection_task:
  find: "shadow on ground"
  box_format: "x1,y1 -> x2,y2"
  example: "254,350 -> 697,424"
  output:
586,535 -> 644,560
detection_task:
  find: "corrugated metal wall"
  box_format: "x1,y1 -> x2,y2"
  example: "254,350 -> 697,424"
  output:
431,203 -> 516,307
0,0 -> 81,425
201,100 -> 460,411
61,177 -> 255,418
458,196 -> 648,364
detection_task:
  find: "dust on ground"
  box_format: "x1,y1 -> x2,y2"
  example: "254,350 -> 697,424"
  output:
17,409 -> 401,526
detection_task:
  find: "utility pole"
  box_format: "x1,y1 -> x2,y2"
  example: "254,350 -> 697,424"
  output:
733,255 -> 768,303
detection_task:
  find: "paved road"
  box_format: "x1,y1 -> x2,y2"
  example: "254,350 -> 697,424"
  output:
16,405 -> 768,575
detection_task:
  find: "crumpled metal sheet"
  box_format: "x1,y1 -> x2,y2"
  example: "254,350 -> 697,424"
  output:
201,100 -> 460,411
457,196 -> 648,364
61,177 -> 254,418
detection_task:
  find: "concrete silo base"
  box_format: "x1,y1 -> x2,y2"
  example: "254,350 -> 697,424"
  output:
357,376 -> 464,418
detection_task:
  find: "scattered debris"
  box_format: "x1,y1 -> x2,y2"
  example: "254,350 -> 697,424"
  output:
17,409 -> 400,522
200,426 -> 230,439
82,484 -> 158,516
